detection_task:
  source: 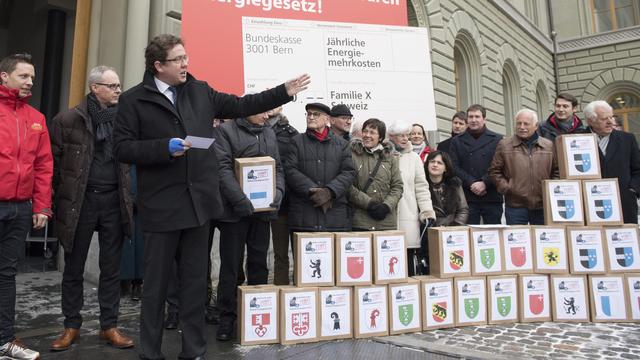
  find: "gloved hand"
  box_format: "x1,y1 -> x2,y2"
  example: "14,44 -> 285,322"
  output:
269,190 -> 284,210
168,138 -> 189,157
233,198 -> 254,218
309,187 -> 332,207
366,201 -> 390,220
426,218 -> 436,228
320,200 -> 332,214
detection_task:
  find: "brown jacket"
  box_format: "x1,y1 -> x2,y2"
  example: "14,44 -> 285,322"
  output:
488,134 -> 558,209
50,98 -> 133,253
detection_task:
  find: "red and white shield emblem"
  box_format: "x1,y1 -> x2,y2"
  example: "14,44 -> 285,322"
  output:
529,294 -> 544,315
252,313 -> 270,337
347,256 -> 364,279
291,312 -> 310,336
510,247 -> 526,267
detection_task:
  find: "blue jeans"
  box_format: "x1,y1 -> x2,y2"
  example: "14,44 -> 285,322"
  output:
467,202 -> 503,225
0,201 -> 32,344
505,206 -> 544,225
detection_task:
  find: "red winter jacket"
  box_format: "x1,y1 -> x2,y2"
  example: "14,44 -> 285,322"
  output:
0,85 -> 53,216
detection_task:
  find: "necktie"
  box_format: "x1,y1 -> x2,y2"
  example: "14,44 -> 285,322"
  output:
168,86 -> 177,105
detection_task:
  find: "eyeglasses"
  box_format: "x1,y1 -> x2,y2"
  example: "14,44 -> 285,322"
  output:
306,111 -> 326,119
95,83 -> 121,91
164,55 -> 189,65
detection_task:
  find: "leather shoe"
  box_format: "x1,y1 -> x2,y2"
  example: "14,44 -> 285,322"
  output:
216,320 -> 234,341
165,312 -> 179,330
99,328 -> 134,349
50,328 -> 79,351
205,305 -> 219,325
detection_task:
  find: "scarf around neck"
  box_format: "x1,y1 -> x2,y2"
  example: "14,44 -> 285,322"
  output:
87,93 -> 117,159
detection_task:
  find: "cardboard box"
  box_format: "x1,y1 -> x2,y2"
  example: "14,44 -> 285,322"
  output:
454,277 -> 487,326
416,276 -> 455,330
582,178 -> 624,226
470,227 -> 504,276
487,275 -> 518,324
334,232 -> 372,286
604,225 -> 640,273
354,285 -> 388,338
428,227 -> 471,278
566,226 -> 608,274
294,232 -> 335,287
234,156 -> 276,212
542,180 -> 585,225
550,275 -> 589,322
502,226 -> 534,274
625,274 -> 640,321
318,287 -> 352,340
388,278 -> 422,334
589,275 -> 630,322
279,287 -> 319,345
238,286 -> 279,345
533,226 -> 569,274
519,274 -> 551,322
555,133 -> 601,179
372,230 -> 408,284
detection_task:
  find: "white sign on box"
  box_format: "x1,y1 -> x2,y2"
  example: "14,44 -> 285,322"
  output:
389,282 -> 421,333
299,236 -> 334,285
533,228 -> 568,273
605,227 -> 640,272
356,286 -> 388,336
338,235 -> 372,284
242,164 -> 274,210
561,135 -> 600,177
242,17 -> 437,132
423,280 -> 454,329
584,179 -> 622,224
374,233 -> 407,282
551,276 -> 589,321
520,275 -> 550,320
547,180 -> 584,223
590,276 -> 628,321
567,228 -> 607,273
455,278 -> 486,325
502,227 -> 534,272
471,229 -> 503,274
488,277 -> 518,323
319,288 -> 351,339
626,275 -> 640,320
441,230 -> 471,275
282,290 -> 317,343
242,291 -> 278,343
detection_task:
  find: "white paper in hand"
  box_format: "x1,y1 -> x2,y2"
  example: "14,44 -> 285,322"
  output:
185,135 -> 215,149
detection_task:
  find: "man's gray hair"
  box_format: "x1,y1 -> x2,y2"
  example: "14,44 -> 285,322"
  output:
388,120 -> 413,135
87,65 -> 117,86
514,108 -> 538,125
583,100 -> 612,121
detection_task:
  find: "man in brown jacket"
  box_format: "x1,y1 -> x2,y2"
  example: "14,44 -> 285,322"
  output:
49,66 -> 134,351
489,109 -> 559,225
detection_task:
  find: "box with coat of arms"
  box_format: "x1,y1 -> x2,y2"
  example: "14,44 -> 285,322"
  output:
550,275 -> 589,322
470,227 -> 504,276
372,231 -> 408,284
416,276 -> 455,331
428,227 -> 471,278
566,227 -> 608,274
502,226 -> 534,274
334,232 -> 372,286
388,278 -> 422,335
238,286 -> 279,346
318,287 -> 352,340
279,287 -> 319,345
582,178 -> 623,226
354,285 -> 389,338
454,277 -> 487,326
519,274 -> 551,322
542,180 -> 585,225
487,275 -> 518,324
589,275 -> 630,322
555,133 -> 601,179
294,232 -> 335,287
604,225 -> 640,273
625,274 -> 640,321
533,226 -> 569,274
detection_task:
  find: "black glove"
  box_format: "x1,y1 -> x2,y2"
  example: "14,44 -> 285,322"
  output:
426,218 -> 436,228
309,187 -> 332,207
269,190 -> 284,210
233,198 -> 254,218
366,201 -> 390,220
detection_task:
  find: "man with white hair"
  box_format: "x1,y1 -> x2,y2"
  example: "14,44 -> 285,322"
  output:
584,100 -> 640,224
489,109 -> 558,225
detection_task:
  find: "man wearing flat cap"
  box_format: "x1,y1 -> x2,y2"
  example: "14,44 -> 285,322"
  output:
284,103 -> 356,234
330,104 -> 353,141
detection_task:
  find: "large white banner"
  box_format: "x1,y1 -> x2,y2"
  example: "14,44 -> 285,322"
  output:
242,17 -> 436,132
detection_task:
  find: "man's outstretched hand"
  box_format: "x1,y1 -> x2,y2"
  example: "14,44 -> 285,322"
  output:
285,74 -> 311,97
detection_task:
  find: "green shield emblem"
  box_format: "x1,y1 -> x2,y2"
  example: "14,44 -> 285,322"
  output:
399,304 -> 413,326
464,298 -> 479,319
480,248 -> 495,269
497,296 -> 511,317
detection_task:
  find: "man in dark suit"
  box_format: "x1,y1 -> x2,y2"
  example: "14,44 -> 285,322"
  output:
113,34 -> 309,360
584,100 -> 640,224
449,104 -> 503,224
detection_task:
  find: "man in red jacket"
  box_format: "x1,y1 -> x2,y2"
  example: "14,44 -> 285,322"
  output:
0,53 -> 52,360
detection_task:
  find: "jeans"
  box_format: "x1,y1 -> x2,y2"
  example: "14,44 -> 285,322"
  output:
0,201 -> 32,344
467,202 -> 503,225
505,206 -> 544,225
